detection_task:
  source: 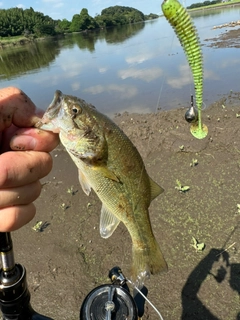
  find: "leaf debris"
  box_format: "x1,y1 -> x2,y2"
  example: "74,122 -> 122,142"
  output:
191,236 -> 205,252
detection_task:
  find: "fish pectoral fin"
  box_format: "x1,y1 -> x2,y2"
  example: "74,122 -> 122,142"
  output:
100,205 -> 120,239
78,169 -> 91,196
94,166 -> 119,182
149,177 -> 164,201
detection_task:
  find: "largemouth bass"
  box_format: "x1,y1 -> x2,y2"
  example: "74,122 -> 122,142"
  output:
37,90 -> 167,282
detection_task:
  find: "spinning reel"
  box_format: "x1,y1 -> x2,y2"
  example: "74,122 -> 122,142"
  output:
80,267 -> 138,319
0,232 -> 163,319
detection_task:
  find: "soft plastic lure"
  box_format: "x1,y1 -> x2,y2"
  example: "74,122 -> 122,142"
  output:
161,0 -> 207,139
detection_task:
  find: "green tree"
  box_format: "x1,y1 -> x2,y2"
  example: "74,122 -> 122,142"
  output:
0,4 -> 149,38
70,9 -> 98,32
100,6 -> 145,26
34,23 -> 56,36
79,8 -> 98,30
95,14 -> 115,27
0,6 -> 58,37
56,18 -> 71,33
145,13 -> 159,20
70,14 -> 82,32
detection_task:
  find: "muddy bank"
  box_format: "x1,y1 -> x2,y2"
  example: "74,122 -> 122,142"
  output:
205,26 -> 240,48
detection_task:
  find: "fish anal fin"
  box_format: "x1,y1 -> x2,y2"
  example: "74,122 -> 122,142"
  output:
149,177 -> 164,201
78,169 -> 91,196
100,205 -> 120,238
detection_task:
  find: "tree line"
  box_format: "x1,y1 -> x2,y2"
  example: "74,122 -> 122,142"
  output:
187,0 -> 222,9
0,6 -> 159,38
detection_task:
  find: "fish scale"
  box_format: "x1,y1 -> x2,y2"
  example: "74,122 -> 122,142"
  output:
37,90 -> 168,283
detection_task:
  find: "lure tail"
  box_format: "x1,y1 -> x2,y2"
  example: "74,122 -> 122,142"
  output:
162,0 -> 208,139
162,0 -> 203,110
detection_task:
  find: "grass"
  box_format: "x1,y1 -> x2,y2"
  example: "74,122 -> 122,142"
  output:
0,35 -> 33,47
0,35 -> 26,42
188,0 -> 240,11
0,35 -> 38,47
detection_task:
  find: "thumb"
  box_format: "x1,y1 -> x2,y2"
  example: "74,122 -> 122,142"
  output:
0,87 -> 41,130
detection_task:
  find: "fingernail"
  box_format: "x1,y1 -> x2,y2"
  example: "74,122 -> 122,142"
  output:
10,135 -> 37,151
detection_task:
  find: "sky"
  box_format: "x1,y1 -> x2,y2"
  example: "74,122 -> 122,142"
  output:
0,0 -> 199,21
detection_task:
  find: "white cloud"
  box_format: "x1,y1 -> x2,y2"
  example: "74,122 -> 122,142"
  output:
71,82 -> 81,91
126,52 -> 155,65
32,73 -> 60,86
32,59 -> 83,86
85,85 -> 104,95
118,67 -> 162,82
60,61 -> 83,77
41,0 -> 64,8
204,69 -> 219,80
54,3 -> 64,8
17,4 -> 24,8
84,84 -> 138,98
167,64 -> 192,89
167,63 -> 219,89
220,58 -> 240,69
99,67 -> 107,74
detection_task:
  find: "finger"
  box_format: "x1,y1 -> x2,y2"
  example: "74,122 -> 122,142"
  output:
0,204 -> 36,232
0,87 -> 42,130
0,181 -> 42,209
0,151 -> 52,188
0,124 -> 18,153
10,128 -> 59,152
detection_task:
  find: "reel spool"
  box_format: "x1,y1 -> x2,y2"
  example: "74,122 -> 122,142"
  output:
80,267 -> 138,320
80,284 -> 138,320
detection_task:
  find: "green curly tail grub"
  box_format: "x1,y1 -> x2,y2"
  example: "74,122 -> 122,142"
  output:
161,0 -> 207,139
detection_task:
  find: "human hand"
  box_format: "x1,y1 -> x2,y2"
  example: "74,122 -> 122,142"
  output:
0,87 -> 59,231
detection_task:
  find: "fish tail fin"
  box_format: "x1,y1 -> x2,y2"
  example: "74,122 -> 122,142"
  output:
131,239 -> 167,284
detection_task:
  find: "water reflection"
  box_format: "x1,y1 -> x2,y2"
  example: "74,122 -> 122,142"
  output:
190,7 -> 240,19
69,22 -> 145,52
103,22 -> 145,44
71,32 -> 96,52
0,40 -> 61,80
0,21 -> 146,81
0,7 -> 239,115
190,8 -> 227,18
118,67 -> 163,82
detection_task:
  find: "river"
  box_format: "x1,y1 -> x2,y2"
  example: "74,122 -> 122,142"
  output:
0,6 -> 239,116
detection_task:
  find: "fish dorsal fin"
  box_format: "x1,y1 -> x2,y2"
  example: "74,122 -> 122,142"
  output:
100,205 -> 120,239
78,169 -> 91,196
149,177 -> 164,201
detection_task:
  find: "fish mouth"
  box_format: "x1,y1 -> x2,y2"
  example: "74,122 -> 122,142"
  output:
35,90 -> 64,131
44,90 -> 64,120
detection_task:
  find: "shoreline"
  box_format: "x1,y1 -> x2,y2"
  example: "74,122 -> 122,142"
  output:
0,34 -> 63,49
1,1 -> 240,49
188,0 -> 240,12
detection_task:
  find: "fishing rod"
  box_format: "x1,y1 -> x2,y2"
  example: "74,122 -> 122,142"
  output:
0,232 -> 53,319
0,234 -> 164,319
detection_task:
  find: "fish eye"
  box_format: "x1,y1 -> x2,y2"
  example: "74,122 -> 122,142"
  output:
71,105 -> 81,118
